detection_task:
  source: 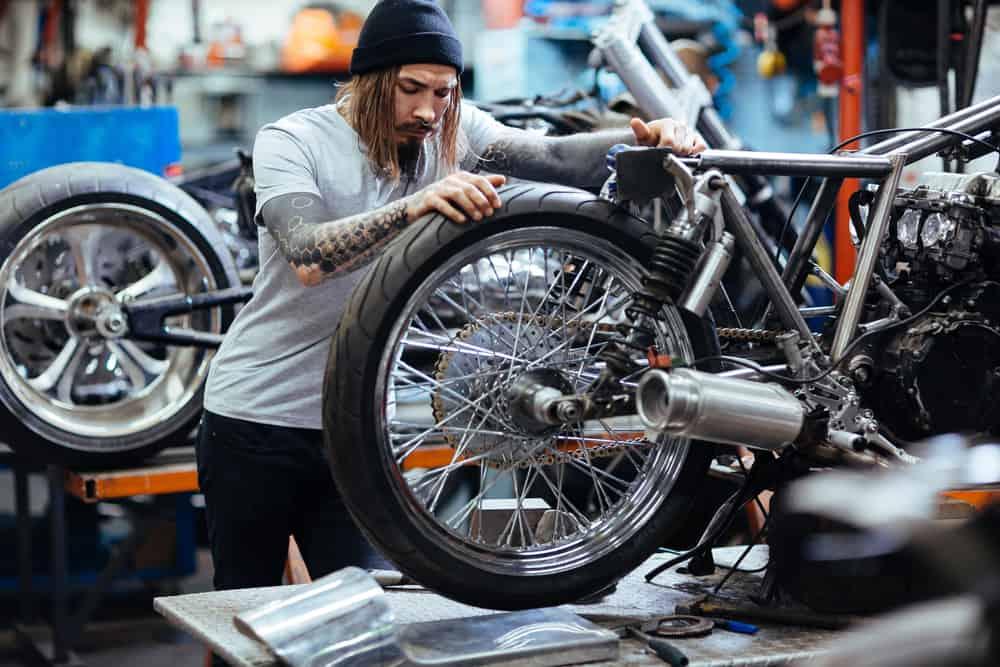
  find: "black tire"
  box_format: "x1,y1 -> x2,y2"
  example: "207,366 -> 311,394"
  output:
0,162 -> 239,468
324,183 -> 718,609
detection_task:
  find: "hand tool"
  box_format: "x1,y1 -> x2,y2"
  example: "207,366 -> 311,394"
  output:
625,626 -> 689,666
713,619 -> 759,634
595,617 -> 694,667
649,615 -> 714,638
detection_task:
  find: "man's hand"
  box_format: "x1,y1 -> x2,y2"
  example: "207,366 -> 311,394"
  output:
630,118 -> 707,155
407,171 -> 507,224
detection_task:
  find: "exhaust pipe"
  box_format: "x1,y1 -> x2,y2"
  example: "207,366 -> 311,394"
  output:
637,368 -> 805,450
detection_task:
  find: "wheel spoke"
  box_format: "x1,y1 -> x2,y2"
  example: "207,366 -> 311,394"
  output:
579,438 -> 613,513
430,287 -> 522,353
107,340 -> 169,391
28,338 -> 81,393
575,288 -> 612,382
415,305 -> 452,340
486,254 -> 513,311
549,447 -> 634,493
55,342 -> 88,404
442,464 -> 509,532
117,260 -> 175,301
552,434 -> 647,446
409,450 -> 495,496
6,278 -> 69,316
505,248 -> 535,383
427,396 -> 503,513
391,393 -> 491,462
395,360 -> 504,425
441,277 -> 521,352
537,287 -> 628,349
515,465 -> 543,547
402,328 -> 523,365
4,303 -> 66,322
391,366 -> 513,391
390,422 -> 509,437
469,260 -> 510,355
530,461 -> 593,527
61,224 -> 104,287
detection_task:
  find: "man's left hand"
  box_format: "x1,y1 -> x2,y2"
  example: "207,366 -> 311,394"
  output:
630,118 -> 707,155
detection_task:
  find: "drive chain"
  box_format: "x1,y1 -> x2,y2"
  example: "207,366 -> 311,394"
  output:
717,327 -> 785,342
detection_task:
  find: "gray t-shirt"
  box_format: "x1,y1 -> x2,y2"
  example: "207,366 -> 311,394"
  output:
204,101 -> 506,429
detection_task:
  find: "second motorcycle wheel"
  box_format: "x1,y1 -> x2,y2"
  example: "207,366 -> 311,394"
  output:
325,183 -> 717,609
0,162 -> 239,467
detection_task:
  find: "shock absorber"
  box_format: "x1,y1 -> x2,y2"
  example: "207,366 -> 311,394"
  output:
645,234 -> 703,303
626,233 -> 702,348
626,163 -> 726,348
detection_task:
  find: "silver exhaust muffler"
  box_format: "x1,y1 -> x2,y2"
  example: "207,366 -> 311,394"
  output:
637,368 -> 805,450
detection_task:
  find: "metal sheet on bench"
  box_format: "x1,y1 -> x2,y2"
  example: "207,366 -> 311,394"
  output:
154,547 -> 839,667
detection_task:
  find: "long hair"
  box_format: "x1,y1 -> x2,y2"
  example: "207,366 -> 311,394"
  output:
336,66 -> 464,181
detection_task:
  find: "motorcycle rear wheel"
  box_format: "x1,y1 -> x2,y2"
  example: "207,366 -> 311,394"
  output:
324,184 -> 717,609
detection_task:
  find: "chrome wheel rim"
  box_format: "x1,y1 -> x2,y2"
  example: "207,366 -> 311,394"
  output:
0,203 -> 222,447
375,227 -> 695,576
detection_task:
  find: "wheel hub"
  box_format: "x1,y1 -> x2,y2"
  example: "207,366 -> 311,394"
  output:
506,368 -> 574,436
432,313 -> 573,463
65,287 -> 128,340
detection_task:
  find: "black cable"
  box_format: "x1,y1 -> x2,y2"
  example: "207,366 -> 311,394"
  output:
711,513 -> 771,598
684,279 -> 975,385
737,455 -> 770,522
830,126 -> 1000,156
771,126 -> 1000,269
773,176 -> 812,266
656,547 -> 769,573
847,189 -> 874,245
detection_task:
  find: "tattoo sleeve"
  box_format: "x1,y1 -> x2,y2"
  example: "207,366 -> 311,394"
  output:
478,127 -> 635,189
260,192 -> 409,286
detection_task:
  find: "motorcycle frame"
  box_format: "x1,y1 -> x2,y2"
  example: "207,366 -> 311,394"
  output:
595,0 -> 793,246
644,95 -> 1000,363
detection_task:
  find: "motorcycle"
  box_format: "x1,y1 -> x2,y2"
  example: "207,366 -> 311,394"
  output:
323,90 -> 1000,609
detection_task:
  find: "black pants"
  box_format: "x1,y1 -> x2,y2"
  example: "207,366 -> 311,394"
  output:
195,410 -> 389,592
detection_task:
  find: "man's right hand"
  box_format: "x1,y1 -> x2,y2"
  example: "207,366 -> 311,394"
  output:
407,172 -> 506,224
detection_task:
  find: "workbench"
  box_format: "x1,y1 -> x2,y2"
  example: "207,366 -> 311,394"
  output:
155,546 -> 842,667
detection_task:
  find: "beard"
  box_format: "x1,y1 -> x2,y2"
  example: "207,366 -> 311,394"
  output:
397,123 -> 435,176
397,139 -> 422,175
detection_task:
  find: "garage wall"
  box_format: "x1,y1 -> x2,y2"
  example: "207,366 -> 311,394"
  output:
72,0 -> 482,71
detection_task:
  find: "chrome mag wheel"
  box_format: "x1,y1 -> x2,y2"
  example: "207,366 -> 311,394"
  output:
0,203 -> 223,447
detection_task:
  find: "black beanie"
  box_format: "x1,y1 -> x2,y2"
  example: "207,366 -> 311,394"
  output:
350,0 -> 463,76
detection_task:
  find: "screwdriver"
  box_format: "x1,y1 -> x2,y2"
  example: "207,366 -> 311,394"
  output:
714,618 -> 759,634
626,626 -> 689,666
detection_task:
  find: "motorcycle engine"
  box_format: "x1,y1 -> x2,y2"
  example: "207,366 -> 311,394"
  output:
864,172 -> 1000,440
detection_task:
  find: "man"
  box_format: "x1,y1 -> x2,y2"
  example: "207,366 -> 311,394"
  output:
197,0 -> 705,596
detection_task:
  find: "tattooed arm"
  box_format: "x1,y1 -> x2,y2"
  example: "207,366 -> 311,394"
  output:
478,118 -> 706,189
260,193 -> 409,286
261,171 -> 507,287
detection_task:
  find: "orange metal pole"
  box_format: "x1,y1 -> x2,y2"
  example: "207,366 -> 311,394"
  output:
135,0 -> 149,50
836,0 -> 865,283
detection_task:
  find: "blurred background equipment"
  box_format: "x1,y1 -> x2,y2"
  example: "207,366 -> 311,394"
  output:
281,5 -> 362,73
772,435 -> 1000,665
